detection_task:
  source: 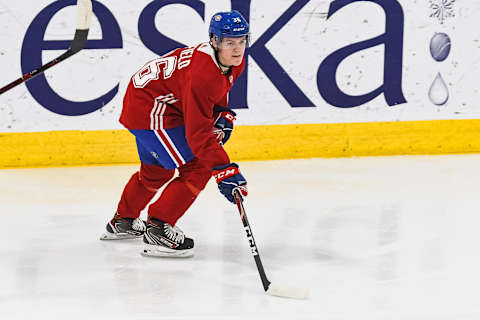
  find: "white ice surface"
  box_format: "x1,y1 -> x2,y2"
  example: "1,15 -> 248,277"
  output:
1,155 -> 480,320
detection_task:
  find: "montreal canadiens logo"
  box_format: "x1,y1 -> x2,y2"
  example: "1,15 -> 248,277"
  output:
229,75 -> 233,83
214,15 -> 222,21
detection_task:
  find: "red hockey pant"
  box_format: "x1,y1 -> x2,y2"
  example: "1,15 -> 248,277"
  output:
116,158 -> 211,226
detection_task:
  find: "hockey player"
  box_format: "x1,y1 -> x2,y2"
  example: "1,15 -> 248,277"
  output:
100,11 -> 250,258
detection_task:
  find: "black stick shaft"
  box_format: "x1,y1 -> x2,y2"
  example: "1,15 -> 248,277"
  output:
234,191 -> 271,291
0,29 -> 88,96
0,50 -> 74,95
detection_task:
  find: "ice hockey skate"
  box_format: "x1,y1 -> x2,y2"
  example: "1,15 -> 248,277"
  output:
100,212 -> 146,240
142,217 -> 194,258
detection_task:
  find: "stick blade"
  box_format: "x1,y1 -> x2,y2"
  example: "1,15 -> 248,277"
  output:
266,283 -> 309,300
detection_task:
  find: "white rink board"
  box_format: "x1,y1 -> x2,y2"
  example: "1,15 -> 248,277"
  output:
0,0 -> 479,133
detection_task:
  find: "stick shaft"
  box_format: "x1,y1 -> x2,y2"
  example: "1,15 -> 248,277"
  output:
234,191 -> 271,291
0,50 -> 74,95
0,4 -> 91,96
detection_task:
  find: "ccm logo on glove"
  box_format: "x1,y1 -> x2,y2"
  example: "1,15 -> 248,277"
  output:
212,163 -> 248,204
213,106 -> 236,145
213,167 -> 239,182
221,112 -> 235,123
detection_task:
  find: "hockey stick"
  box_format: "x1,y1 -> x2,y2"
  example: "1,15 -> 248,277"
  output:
0,0 -> 93,96
233,190 -> 309,299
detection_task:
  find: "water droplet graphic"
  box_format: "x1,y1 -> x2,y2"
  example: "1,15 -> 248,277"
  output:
428,73 -> 449,105
430,33 -> 451,62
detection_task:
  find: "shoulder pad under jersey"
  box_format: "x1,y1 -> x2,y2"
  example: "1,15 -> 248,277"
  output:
196,42 -> 222,71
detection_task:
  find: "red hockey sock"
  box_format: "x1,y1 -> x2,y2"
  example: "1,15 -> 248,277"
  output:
147,158 -> 211,226
148,178 -> 197,226
116,172 -> 157,219
117,163 -> 175,218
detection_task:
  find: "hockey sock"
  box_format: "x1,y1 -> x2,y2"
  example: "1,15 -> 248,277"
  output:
148,178 -> 198,226
117,172 -> 157,219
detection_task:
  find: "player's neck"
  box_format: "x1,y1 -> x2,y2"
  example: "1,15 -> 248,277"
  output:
218,63 -> 231,74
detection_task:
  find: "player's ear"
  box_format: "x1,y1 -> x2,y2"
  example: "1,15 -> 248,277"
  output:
211,37 -> 218,50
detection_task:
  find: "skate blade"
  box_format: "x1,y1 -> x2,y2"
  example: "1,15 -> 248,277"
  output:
141,244 -> 194,258
100,232 -> 143,240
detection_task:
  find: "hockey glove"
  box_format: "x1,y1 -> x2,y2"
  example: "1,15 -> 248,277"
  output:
213,106 -> 236,145
212,163 -> 248,204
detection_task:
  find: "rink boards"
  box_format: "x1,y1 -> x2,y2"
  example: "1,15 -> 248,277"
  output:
1,0 -> 480,168
2,119 -> 480,168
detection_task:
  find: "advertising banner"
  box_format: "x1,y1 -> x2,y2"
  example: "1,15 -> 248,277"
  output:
1,0 -> 478,133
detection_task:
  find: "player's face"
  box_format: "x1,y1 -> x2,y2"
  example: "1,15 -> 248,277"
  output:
216,36 -> 247,67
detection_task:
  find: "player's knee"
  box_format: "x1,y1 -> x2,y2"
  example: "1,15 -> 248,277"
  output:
139,162 -> 174,191
180,169 -> 211,193
177,158 -> 211,194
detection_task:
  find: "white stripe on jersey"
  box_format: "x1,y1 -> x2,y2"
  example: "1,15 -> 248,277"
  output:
157,102 -> 186,165
151,94 -> 180,130
154,100 -> 164,130
148,96 -> 187,167
160,128 -> 186,166
150,98 -> 160,130
153,130 -> 180,168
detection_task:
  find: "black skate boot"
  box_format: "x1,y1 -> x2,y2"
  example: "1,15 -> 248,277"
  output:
142,217 -> 194,257
100,212 -> 146,240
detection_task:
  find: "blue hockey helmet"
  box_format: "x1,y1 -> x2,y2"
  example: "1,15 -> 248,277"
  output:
209,10 -> 249,43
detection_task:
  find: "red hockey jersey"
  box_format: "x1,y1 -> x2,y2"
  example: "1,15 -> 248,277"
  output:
120,42 -> 245,170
